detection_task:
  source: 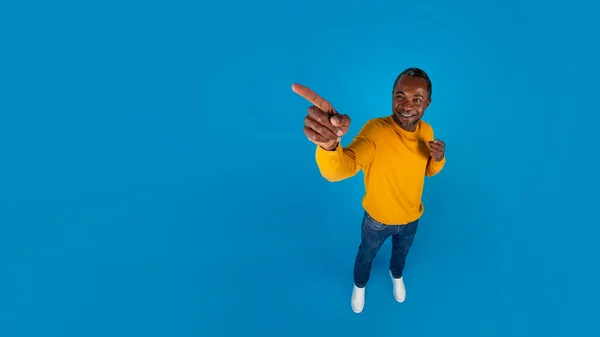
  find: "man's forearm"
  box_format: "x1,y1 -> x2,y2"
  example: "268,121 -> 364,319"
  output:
315,145 -> 360,182
426,156 -> 446,177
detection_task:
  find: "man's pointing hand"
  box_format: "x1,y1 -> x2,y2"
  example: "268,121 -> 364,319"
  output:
292,83 -> 351,151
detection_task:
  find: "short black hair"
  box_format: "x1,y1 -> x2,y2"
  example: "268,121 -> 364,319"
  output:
392,67 -> 432,99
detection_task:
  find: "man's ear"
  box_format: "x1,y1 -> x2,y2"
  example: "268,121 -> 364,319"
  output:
425,97 -> 432,109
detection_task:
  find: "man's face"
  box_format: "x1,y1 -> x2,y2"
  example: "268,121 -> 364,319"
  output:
391,75 -> 431,131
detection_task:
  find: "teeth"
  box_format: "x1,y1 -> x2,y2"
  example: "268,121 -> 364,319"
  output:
401,113 -> 414,117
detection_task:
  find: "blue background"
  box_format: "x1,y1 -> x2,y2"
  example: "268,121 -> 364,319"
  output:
1,0 -> 599,336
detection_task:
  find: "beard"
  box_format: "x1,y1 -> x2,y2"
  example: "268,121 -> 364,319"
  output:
392,112 -> 420,131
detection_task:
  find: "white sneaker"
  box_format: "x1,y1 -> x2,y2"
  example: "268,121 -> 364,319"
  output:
390,271 -> 406,302
351,285 -> 365,313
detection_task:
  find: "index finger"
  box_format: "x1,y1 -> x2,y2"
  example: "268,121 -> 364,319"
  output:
291,83 -> 337,115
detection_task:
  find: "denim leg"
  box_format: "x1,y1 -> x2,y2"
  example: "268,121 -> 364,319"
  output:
353,212 -> 394,288
389,219 -> 419,279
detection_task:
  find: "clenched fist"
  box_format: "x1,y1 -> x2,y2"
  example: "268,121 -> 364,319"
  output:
428,139 -> 445,161
292,83 -> 351,151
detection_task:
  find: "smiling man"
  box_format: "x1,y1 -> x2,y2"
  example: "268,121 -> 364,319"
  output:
293,67 -> 446,313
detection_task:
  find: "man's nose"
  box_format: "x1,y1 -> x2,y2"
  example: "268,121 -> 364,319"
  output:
401,100 -> 414,109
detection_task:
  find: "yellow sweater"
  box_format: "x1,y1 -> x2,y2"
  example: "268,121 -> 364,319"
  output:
315,115 -> 446,225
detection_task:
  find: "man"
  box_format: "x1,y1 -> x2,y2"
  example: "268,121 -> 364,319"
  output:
292,68 -> 446,313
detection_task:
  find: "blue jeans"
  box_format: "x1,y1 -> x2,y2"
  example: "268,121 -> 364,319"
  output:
353,211 -> 419,288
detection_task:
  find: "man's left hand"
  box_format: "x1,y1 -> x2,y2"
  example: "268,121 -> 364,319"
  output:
428,139 -> 445,161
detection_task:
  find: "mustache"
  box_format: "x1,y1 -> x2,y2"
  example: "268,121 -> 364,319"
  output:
396,107 -> 418,113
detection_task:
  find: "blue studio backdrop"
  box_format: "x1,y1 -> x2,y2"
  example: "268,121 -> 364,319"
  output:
1,0 -> 599,336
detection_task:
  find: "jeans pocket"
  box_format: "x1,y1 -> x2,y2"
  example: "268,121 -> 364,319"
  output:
365,213 -> 387,231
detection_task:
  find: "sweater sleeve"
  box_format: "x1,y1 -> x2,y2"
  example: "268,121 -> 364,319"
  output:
425,125 -> 446,177
314,120 -> 378,182
426,155 -> 446,176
